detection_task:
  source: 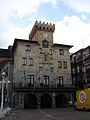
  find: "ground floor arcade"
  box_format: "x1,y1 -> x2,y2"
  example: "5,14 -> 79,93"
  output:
12,88 -> 74,109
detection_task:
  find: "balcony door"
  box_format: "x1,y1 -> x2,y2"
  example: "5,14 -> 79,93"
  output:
43,75 -> 49,86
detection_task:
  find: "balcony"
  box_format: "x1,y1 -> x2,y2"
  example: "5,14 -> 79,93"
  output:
12,83 -> 75,93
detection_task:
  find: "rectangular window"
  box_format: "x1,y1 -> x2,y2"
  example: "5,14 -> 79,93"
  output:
77,65 -> 80,73
27,75 -> 34,85
39,48 -> 42,54
29,58 -> 34,66
26,45 -> 31,51
42,40 -> 49,48
72,68 -> 75,74
63,61 -> 67,69
43,75 -> 49,85
59,49 -> 64,55
22,58 -> 27,65
58,61 -> 62,68
50,49 -> 52,55
58,76 -> 63,86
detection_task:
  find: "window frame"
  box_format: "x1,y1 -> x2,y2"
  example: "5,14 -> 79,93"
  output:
39,48 -> 42,54
22,58 -> 27,65
42,39 -> 49,48
59,49 -> 64,55
29,58 -> 34,66
50,49 -> 52,55
58,61 -> 62,68
63,61 -> 67,69
27,75 -> 34,85
58,76 -> 63,86
26,45 -> 31,51
43,75 -> 49,86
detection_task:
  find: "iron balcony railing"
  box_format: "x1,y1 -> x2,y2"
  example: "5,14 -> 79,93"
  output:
12,82 -> 73,90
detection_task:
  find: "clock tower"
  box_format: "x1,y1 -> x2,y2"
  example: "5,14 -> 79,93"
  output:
29,21 -> 55,48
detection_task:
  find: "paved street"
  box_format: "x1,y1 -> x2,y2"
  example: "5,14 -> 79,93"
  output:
4,107 -> 90,120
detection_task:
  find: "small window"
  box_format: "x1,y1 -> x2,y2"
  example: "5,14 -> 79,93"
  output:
58,76 -> 63,86
27,75 -> 34,85
59,49 -> 64,55
58,61 -> 62,68
63,61 -> 67,69
22,58 -> 27,65
77,65 -> 80,73
29,58 -> 34,66
39,48 -> 42,54
42,40 -> 49,48
26,45 -> 31,51
50,49 -> 52,55
72,68 -> 75,74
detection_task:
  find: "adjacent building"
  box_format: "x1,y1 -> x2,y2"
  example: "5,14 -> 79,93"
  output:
0,46 -> 13,107
71,45 -> 90,89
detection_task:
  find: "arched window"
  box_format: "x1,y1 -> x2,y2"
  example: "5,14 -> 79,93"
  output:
42,40 -> 49,48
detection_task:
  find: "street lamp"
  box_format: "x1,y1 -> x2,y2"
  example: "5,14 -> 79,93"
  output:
6,80 -> 11,107
1,72 -> 6,112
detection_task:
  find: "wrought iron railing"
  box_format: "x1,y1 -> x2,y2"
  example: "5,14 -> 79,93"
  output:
12,82 -> 72,90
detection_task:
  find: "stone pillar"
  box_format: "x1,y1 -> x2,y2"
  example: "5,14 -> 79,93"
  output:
37,94 -> 40,108
52,93 -> 56,108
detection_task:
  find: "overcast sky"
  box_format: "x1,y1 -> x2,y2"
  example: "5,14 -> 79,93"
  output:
0,0 -> 90,53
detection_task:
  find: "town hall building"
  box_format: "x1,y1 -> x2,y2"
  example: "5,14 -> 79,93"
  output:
1,21 -> 74,109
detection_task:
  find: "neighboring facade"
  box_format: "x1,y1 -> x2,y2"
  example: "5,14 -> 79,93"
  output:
12,21 -> 73,109
71,45 -> 90,89
83,46 -> 90,87
0,61 -> 13,107
0,46 -> 13,107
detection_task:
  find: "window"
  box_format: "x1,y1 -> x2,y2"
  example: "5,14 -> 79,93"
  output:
58,76 -> 63,86
29,58 -> 34,66
26,45 -> 31,51
73,77 -> 76,84
50,49 -> 52,55
42,40 -> 49,48
72,68 -> 75,74
59,49 -> 64,55
43,75 -> 49,85
27,75 -> 34,85
63,61 -> 67,69
58,61 -> 62,68
39,48 -> 42,54
22,58 -> 27,65
77,65 -> 80,73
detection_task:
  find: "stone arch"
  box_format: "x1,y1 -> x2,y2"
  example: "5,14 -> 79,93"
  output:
55,94 -> 67,108
40,93 -> 52,108
24,93 -> 37,109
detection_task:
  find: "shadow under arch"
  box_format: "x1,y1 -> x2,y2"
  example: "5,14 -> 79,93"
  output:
55,94 -> 67,108
24,93 -> 37,109
40,93 -> 52,108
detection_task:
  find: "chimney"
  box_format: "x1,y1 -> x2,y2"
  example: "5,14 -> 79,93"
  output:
8,45 -> 12,51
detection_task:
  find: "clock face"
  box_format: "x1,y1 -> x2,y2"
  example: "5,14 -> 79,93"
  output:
43,32 -> 48,38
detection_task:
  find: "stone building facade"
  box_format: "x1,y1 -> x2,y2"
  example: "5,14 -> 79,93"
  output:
12,21 -> 73,109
